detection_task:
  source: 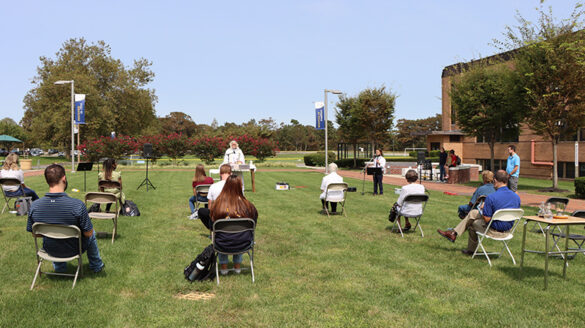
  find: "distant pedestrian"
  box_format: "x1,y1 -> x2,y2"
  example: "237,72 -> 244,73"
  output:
506,145 -> 520,192
439,147 -> 448,181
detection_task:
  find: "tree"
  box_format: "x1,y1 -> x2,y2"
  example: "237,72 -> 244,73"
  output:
0,118 -> 28,147
335,86 -> 396,167
451,64 -> 524,170
22,38 -> 157,154
497,2 -> 585,189
159,112 -> 198,137
394,114 -> 442,151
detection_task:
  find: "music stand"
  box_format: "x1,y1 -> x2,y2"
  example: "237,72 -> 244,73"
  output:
137,156 -> 156,191
76,162 -> 93,192
366,167 -> 382,175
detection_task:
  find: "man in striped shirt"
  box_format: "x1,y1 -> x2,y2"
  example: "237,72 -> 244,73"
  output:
26,164 -> 105,273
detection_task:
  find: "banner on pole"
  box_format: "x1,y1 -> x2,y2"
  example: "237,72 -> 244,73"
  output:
315,102 -> 325,130
74,94 -> 86,124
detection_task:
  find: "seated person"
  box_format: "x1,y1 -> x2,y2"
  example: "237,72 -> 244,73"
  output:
197,164 -> 232,230
98,158 -> 126,209
437,170 -> 521,256
0,153 -> 39,201
189,164 -> 214,219
458,170 -> 495,219
319,163 -> 344,213
392,169 -> 425,231
210,174 -> 258,275
26,164 -> 104,273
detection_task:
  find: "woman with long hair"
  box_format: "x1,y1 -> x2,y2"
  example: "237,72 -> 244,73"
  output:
189,164 -> 214,217
0,153 -> 39,200
98,158 -> 126,205
210,174 -> 258,275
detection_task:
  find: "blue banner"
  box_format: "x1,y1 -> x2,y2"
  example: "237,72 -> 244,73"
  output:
315,102 -> 325,130
74,94 -> 85,124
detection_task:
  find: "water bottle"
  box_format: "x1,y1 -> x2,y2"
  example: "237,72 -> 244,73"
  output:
188,262 -> 205,281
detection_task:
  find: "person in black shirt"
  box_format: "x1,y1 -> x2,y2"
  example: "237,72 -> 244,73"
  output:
439,147 -> 448,182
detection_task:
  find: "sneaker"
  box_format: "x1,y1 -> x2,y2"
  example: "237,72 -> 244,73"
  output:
234,267 -> 241,274
93,263 -> 105,273
220,269 -> 229,275
189,211 -> 199,220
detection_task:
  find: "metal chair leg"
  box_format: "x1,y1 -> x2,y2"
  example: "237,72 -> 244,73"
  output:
215,256 -> 220,286
30,260 -> 43,290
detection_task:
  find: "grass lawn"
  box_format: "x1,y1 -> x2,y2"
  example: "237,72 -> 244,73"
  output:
464,176 -> 577,198
2,168 -> 585,327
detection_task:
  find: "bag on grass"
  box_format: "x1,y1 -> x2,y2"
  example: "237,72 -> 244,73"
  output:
120,200 -> 140,216
388,202 -> 399,223
184,244 -> 217,282
87,203 -> 101,213
15,197 -> 32,216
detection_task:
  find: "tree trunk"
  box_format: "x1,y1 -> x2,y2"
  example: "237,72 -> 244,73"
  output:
353,142 -> 357,168
489,141 -> 495,172
552,141 -> 558,189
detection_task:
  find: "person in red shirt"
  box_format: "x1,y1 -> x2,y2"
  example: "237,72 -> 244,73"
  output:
449,150 -> 458,167
189,164 -> 214,218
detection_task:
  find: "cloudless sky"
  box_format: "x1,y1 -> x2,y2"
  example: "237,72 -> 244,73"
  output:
0,1 -> 580,127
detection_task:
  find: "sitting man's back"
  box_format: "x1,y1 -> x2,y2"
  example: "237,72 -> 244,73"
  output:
26,164 -> 104,273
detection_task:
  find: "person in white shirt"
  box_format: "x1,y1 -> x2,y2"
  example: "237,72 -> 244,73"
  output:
320,163 -> 344,213
371,149 -> 386,195
0,153 -> 39,201
223,140 -> 246,189
196,164 -> 231,229
393,170 -> 425,231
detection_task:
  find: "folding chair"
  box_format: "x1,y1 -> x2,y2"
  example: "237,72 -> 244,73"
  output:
85,192 -> 118,243
99,180 -> 123,206
392,194 -> 429,237
531,197 -> 569,234
460,195 -> 487,219
0,177 -> 24,214
472,208 -> 524,267
30,223 -> 82,290
323,182 -> 348,218
195,184 -> 212,210
212,218 -> 256,286
550,210 -> 585,260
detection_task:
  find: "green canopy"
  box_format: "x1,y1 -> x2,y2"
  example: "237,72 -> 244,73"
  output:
0,135 -> 22,142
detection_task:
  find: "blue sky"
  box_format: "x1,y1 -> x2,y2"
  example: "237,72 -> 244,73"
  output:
0,1 -> 580,127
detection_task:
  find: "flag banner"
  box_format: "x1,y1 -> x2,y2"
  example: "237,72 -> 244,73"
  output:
315,102 -> 325,130
74,94 -> 86,124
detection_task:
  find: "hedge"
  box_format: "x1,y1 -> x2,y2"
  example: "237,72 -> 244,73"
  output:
575,177 -> 585,198
303,151 -> 336,167
408,150 -> 440,158
334,158 -> 368,168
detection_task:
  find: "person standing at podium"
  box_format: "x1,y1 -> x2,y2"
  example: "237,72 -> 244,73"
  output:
223,140 -> 245,189
372,149 -> 386,195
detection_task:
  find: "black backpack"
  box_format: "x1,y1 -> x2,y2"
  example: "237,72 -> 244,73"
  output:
120,200 -> 140,216
456,156 -> 462,166
184,244 -> 217,282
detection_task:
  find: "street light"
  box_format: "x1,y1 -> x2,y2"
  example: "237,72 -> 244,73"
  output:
54,80 -> 75,172
324,89 -> 342,173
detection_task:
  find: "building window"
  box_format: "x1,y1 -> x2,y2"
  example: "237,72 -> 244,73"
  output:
449,135 -> 461,142
476,125 -> 519,143
430,142 -> 440,151
476,159 -> 506,172
558,162 -> 579,179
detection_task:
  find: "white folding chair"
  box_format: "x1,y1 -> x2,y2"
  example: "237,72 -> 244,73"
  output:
30,223 -> 83,290
195,184 -> 211,210
392,194 -> 429,237
323,182 -> 348,218
85,192 -> 118,243
0,177 -> 24,214
472,208 -> 524,267
212,218 -> 256,286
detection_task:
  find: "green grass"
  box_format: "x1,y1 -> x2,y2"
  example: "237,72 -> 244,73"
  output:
1,169 -> 585,327
464,176 -> 577,198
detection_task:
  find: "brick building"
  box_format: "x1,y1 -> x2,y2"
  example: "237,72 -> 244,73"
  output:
426,51 -> 585,180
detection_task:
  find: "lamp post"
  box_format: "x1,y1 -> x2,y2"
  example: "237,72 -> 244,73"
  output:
324,89 -> 342,173
54,80 -> 75,172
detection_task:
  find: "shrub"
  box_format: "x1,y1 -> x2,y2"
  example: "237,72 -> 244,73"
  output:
160,133 -> 189,165
191,136 -> 227,164
334,158 -> 368,168
78,135 -> 139,162
429,150 -> 440,158
575,177 -> 585,198
304,152 -> 336,167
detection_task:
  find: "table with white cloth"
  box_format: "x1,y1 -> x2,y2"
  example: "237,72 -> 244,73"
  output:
209,163 -> 257,192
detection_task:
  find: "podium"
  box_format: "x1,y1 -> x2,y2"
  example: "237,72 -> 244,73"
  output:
366,167 -> 383,175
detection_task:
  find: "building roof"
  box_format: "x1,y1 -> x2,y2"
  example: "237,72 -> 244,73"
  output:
441,48 -> 518,78
414,130 -> 465,136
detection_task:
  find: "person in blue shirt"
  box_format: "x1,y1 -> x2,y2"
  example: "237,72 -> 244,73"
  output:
506,144 -> 520,192
437,170 -> 521,255
457,170 -> 496,219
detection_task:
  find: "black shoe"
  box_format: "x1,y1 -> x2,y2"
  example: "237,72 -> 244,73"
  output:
461,249 -> 474,256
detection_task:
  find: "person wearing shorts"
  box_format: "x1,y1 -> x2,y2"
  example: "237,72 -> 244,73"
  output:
506,145 -> 520,192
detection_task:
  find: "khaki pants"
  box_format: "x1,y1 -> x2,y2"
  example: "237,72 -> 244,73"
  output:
454,209 -> 510,252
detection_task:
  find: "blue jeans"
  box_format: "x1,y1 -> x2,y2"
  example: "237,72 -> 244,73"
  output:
218,253 -> 243,265
458,204 -> 472,218
188,195 -> 208,213
53,230 -> 104,273
5,187 -> 39,201
439,165 -> 446,181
